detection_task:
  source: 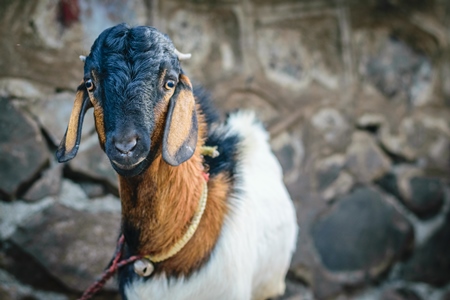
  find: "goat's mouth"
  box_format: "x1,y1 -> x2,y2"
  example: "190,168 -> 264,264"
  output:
112,157 -> 146,170
110,156 -> 150,177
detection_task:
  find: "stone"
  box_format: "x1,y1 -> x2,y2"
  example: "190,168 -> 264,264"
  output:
221,91 -> 281,124
380,115 -> 450,165
315,155 -> 354,201
256,13 -> 341,91
321,172 -> 354,202
11,204 -> 121,292
404,177 -> 444,219
68,135 -> 118,191
378,167 -> 445,219
0,269 -> 68,300
279,278 -> 313,300
380,287 -> 422,300
272,132 -> 305,185
257,27 -> 310,90
0,78 -> 53,100
375,172 -> 403,200
364,36 -> 433,106
0,198 -> 54,240
311,108 -> 351,151
0,98 -> 49,200
317,164 -> 341,191
311,187 -> 413,279
356,113 -> 386,131
443,290 -> 450,300
22,164 -> 63,202
26,92 -> 95,146
58,180 -> 120,213
345,131 -> 392,183
1,239 -> 69,294
315,155 -> 346,191
79,181 -> 107,198
400,211 -> 450,286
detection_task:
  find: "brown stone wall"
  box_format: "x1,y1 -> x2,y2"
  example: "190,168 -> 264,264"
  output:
1,0 -> 450,299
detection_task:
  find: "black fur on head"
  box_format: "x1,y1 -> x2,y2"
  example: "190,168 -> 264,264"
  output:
79,24 -> 186,177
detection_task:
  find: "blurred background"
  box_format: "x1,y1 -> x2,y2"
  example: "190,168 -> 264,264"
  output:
0,0 -> 450,299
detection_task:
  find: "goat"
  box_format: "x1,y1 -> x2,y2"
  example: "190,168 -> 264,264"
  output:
56,23 -> 298,300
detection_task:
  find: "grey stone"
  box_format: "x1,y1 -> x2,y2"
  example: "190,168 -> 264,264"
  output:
257,27 -> 309,90
68,135 -> 118,191
356,113 -> 386,131
315,155 -> 354,201
0,198 -> 54,240
0,98 -> 49,199
317,164 -> 341,191
279,278 -> 313,300
379,115 -> 450,165
11,204 -> 121,292
58,180 -> 121,213
312,187 -> 413,278
345,131 -> 392,183
311,108 -> 351,151
376,172 -> 403,200
405,177 -> 444,219
272,132 -> 305,185
443,290 -> 450,300
315,155 -> 346,191
378,167 -> 445,219
79,181 -> 107,198
321,172 -> 354,202
256,14 -> 341,91
380,287 -> 422,300
0,269 -> 68,300
0,78 -> 53,100
26,92 -> 96,146
220,91 -> 281,124
22,164 -> 63,202
400,211 -> 450,286
364,37 -> 433,105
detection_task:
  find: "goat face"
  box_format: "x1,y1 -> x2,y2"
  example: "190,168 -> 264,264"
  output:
56,24 -> 198,177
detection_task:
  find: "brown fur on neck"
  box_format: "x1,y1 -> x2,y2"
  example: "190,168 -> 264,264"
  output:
119,109 -> 231,276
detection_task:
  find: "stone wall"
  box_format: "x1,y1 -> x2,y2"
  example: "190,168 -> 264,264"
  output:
0,0 -> 449,299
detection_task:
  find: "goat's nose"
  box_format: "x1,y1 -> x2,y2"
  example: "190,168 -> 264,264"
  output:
114,137 -> 137,154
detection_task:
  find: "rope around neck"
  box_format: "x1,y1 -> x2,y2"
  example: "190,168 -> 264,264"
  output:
144,179 -> 208,262
78,177 -> 209,300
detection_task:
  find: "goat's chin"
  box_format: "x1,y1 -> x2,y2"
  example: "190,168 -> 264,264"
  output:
110,157 -> 150,177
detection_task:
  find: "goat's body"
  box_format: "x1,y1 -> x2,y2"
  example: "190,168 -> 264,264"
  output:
56,24 -> 297,300
124,111 -> 298,300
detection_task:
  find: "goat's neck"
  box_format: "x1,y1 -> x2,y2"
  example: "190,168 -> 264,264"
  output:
118,120 -> 230,276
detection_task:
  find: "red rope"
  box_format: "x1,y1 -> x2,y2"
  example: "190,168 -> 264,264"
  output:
78,235 -> 141,300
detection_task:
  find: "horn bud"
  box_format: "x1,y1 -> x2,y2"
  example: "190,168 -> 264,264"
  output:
174,48 -> 191,60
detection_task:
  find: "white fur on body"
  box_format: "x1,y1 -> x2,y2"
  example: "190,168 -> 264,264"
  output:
125,111 -> 298,300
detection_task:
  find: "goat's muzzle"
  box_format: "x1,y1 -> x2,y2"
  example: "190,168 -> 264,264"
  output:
105,130 -> 151,177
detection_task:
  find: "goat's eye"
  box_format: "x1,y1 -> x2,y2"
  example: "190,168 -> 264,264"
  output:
164,80 -> 175,90
85,79 -> 95,91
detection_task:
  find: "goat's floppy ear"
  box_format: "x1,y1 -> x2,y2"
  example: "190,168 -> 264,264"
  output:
56,83 -> 92,163
162,74 -> 198,166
